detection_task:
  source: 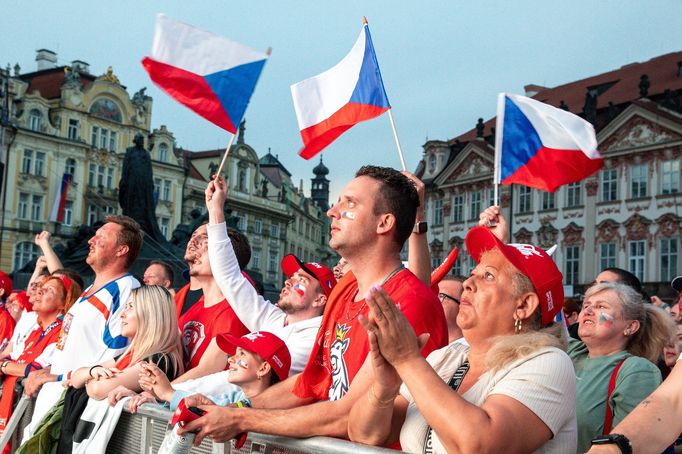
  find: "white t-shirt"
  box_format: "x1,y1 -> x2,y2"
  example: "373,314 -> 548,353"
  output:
9,310 -> 39,360
207,223 -> 321,374
399,342 -> 577,454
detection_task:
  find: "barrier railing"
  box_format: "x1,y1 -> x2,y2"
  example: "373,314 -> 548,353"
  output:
3,395 -> 402,453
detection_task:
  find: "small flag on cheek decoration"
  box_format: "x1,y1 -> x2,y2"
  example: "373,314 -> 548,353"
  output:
341,211 -> 356,220
293,283 -> 307,297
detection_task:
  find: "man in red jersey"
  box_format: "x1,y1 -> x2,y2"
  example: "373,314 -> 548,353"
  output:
182,165 -> 447,444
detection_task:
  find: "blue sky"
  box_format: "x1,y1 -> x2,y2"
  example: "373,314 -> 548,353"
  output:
2,1 -> 680,202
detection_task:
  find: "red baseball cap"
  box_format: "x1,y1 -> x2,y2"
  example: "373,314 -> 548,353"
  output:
216,331 -> 291,382
0,271 -> 13,297
465,226 -> 564,326
281,254 -> 337,297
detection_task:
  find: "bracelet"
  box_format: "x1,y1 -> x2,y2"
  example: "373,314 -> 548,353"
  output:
89,365 -> 102,378
367,384 -> 397,408
235,399 -> 251,408
0,360 -> 10,373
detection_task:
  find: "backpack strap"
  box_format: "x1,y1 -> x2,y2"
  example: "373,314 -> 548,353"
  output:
603,358 -> 627,434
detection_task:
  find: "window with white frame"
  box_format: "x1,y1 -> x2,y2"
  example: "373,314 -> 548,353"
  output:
34,152 -> 46,177
159,143 -> 168,162
252,247 -> 261,268
154,178 -> 161,198
99,129 -> 109,149
109,131 -> 117,152
628,240 -> 646,281
28,109 -> 42,131
601,168 -> 618,202
162,180 -> 171,201
566,182 -> 582,207
268,250 -> 278,272
431,256 -> 442,270
452,195 -> 463,222
87,204 -> 98,225
14,242 -> 39,271
159,217 -> 170,238
660,238 -> 678,282
63,201 -> 74,226
106,167 -> 115,189
21,150 -> 33,174
254,218 -> 262,234
235,213 -> 246,230
434,199 -> 443,225
97,165 -> 105,187
517,186 -> 532,213
270,223 -> 280,238
469,191 -> 481,220
661,160 -> 680,195
18,193 -> 29,219
599,242 -> 617,271
541,191 -> 555,210
31,195 -> 43,221
564,246 -> 580,285
88,164 -> 96,186
630,164 -> 648,198
451,256 -> 461,276
91,126 -> 99,146
65,158 -> 76,176
68,119 -> 79,141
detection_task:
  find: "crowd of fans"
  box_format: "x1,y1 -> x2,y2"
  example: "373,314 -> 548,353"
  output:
0,165 -> 680,453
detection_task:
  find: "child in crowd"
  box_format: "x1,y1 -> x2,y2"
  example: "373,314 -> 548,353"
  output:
137,331 -> 291,411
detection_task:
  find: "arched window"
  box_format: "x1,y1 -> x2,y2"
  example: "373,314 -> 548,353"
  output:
14,242 -> 39,271
29,109 -> 42,131
158,143 -> 169,162
65,158 -> 77,175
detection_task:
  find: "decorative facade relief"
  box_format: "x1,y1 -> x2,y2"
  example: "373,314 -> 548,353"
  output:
561,222 -> 584,247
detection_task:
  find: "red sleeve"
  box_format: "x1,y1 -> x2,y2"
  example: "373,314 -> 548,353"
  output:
0,310 -> 16,344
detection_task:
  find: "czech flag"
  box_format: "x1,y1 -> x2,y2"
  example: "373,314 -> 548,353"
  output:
49,173 -> 72,223
495,93 -> 603,192
291,22 -> 391,160
142,14 -> 269,134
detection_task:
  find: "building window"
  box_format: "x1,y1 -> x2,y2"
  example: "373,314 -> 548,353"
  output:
540,191 -> 555,210
254,218 -> 262,234
469,191 -> 481,221
158,143 -> 168,162
28,109 -> 42,131
600,242 -> 617,270
109,131 -> 117,152
628,240 -> 646,282
235,213 -> 246,230
88,164 -> 96,186
68,119 -> 79,140
270,223 -> 280,238
452,195 -> 463,222
21,150 -> 33,174
154,178 -> 161,200
661,160 -> 680,195
34,152 -> 46,177
91,126 -> 99,146
18,193 -> 29,219
431,256 -> 442,270
434,199 -> 443,225
65,158 -> 76,175
268,250 -> 278,272
63,201 -> 74,226
566,182 -> 582,207
428,154 -> 436,173
31,195 -> 43,221
162,180 -> 171,201
100,129 -> 109,150
106,167 -> 115,189
517,186 -> 532,213
601,168 -> 618,202
159,217 -> 170,238
564,246 -> 580,285
630,164 -> 648,198
14,242 -> 39,271
467,255 -> 476,275
660,238 -> 678,282
87,204 -> 98,225
252,247 -> 261,268
97,165 -> 105,187
451,257 -> 461,276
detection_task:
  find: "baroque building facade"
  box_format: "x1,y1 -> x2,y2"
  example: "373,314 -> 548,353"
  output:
420,51 -> 682,299
1,50 -> 335,294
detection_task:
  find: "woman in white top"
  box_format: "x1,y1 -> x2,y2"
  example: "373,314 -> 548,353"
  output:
348,217 -> 577,453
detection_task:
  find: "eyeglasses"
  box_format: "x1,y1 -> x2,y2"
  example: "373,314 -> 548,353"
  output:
438,292 -> 460,305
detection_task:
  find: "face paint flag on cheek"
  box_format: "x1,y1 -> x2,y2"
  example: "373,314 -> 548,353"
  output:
341,211 -> 356,220
598,311 -> 615,326
236,359 -> 249,369
293,283 -> 307,297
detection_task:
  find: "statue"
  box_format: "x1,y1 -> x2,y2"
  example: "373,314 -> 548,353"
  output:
475,118 -> 484,138
639,74 -> 650,98
261,178 -> 269,198
119,133 -> 165,241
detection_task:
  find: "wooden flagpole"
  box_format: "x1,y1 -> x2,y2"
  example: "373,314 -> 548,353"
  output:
214,132 -> 236,180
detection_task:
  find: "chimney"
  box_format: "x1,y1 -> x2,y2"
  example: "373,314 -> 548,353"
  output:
36,49 -> 57,71
71,60 -> 90,74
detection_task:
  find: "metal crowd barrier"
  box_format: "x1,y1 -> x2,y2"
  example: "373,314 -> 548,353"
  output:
5,395 -> 401,453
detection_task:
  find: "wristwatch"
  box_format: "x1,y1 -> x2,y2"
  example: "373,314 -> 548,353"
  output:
412,221 -> 428,235
590,434 -> 632,454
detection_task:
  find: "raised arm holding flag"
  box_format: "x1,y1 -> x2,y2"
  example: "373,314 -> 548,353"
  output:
142,14 -> 269,178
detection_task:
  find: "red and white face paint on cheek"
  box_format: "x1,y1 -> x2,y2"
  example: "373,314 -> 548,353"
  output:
341,211 -> 356,220
236,359 -> 249,369
292,283 -> 307,297
598,311 -> 615,327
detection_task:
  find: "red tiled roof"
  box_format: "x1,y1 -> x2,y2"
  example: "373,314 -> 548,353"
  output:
450,51 -> 682,144
188,162 -> 205,181
20,67 -> 96,99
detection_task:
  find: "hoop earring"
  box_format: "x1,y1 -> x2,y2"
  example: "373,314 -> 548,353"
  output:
514,318 -> 522,334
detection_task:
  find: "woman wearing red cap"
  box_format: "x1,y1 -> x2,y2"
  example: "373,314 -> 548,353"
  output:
0,275 -> 80,449
348,210 -> 577,453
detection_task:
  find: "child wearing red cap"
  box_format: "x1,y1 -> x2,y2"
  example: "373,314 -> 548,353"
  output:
138,331 -> 291,411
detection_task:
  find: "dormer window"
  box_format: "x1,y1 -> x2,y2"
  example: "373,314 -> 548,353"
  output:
428,154 -> 437,173
29,109 -> 42,131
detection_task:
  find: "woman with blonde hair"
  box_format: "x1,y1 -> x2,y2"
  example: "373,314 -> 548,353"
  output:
570,281 -> 675,453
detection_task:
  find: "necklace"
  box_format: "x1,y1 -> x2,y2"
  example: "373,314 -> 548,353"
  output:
345,264 -> 405,322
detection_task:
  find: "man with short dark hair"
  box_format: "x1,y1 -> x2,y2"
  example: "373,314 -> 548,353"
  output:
143,260 -> 174,289
182,165 -> 447,444
23,215 -> 142,439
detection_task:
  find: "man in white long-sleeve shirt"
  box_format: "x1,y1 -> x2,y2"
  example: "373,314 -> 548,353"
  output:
204,177 -> 337,374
